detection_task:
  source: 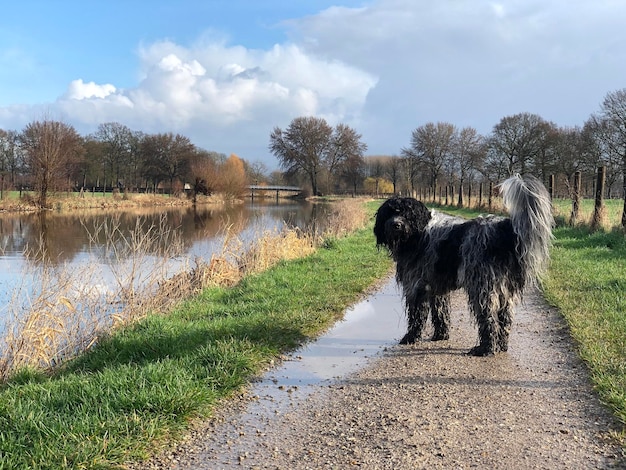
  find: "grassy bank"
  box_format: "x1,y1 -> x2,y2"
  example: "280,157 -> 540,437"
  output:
433,202 -> 626,437
542,226 -> 626,428
0,205 -> 392,469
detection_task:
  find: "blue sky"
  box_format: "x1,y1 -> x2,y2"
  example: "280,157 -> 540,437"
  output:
1,1 -> 626,170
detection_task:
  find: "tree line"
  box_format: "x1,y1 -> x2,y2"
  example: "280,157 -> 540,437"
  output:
3,87 -> 626,225
0,121 -> 262,207
269,89 -> 626,227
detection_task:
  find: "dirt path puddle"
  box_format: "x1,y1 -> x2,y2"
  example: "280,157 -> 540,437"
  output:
151,278 -> 408,468
252,277 -> 404,409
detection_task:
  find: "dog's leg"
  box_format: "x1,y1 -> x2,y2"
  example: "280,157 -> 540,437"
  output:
430,295 -> 450,341
400,298 -> 428,344
496,296 -> 514,352
467,290 -> 498,356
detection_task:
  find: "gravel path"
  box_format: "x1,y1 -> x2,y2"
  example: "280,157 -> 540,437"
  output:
131,281 -> 625,469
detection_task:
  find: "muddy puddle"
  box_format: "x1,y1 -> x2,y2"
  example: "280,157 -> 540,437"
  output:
167,278 -> 407,467
253,277 -> 405,405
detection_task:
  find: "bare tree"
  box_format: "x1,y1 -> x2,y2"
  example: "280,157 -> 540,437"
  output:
488,113 -> 548,176
453,127 -> 485,206
325,123 -> 367,192
141,133 -> 195,192
385,156 -> 403,194
246,160 -> 269,185
402,122 -> 456,200
269,116 -> 366,196
592,88 -> 626,225
531,119 -> 560,182
188,149 -> 219,202
94,122 -> 133,190
401,155 -> 420,195
127,130 -> 145,191
553,125 -> 599,197
365,156 -> 389,196
19,120 -> 83,207
341,152 -> 366,196
269,117 -> 332,196
0,129 -> 23,193
583,118 -> 622,197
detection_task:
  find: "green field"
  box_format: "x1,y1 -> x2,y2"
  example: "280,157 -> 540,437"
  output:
552,197 -> 624,228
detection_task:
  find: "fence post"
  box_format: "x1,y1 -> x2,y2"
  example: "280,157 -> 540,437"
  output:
591,166 -> 606,230
549,174 -> 555,199
569,171 -> 581,226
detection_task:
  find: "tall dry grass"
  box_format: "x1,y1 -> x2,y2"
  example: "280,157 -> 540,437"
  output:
0,216 -> 186,378
0,199 -> 370,381
0,263 -> 102,376
157,199 -> 369,298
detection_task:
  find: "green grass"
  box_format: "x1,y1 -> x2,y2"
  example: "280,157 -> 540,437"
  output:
0,220 -> 392,469
552,197 -> 624,228
430,197 -> 625,229
542,226 -> 626,427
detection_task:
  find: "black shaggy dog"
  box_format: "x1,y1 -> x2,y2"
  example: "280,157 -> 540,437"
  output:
374,175 -> 554,356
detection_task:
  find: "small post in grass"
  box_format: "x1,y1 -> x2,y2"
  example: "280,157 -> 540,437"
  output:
591,166 -> 606,230
569,171 -> 581,226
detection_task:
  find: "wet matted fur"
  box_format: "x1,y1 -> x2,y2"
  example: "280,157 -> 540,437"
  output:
374,175 -> 554,356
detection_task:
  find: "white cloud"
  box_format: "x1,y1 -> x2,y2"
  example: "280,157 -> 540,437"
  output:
283,0 -> 626,154
32,38 -> 376,160
63,79 -> 117,100
490,3 -> 506,18
1,0 -> 626,167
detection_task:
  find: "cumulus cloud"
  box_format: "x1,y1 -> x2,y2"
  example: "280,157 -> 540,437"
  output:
50,38 -> 378,152
63,79 -> 116,100
2,0 -> 626,166
283,0 -> 626,153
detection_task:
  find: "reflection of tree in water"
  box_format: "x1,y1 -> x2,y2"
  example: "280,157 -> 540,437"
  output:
278,201 -> 331,237
0,212 -> 76,264
0,202 -> 323,267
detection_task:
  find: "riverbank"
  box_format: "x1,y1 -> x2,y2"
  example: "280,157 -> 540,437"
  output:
0,191 -> 233,213
0,202 -> 392,469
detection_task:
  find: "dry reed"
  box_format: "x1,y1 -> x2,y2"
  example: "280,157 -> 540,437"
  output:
0,200 -> 370,381
0,263 -> 110,376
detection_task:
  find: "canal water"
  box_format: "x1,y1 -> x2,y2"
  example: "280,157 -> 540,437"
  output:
0,200 -> 329,334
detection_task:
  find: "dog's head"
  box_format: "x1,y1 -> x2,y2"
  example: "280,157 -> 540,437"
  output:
374,197 -> 431,253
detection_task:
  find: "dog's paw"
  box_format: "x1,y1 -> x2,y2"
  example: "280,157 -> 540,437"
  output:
431,332 -> 450,341
399,332 -> 419,345
467,345 -> 495,357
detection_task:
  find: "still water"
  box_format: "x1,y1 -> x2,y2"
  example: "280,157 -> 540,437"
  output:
0,200 -> 329,332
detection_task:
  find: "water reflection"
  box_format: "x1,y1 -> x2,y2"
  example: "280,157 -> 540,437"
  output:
0,200 -> 330,331
0,200 -> 327,265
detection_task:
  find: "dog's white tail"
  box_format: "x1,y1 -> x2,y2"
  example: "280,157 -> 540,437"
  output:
499,174 -> 554,287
